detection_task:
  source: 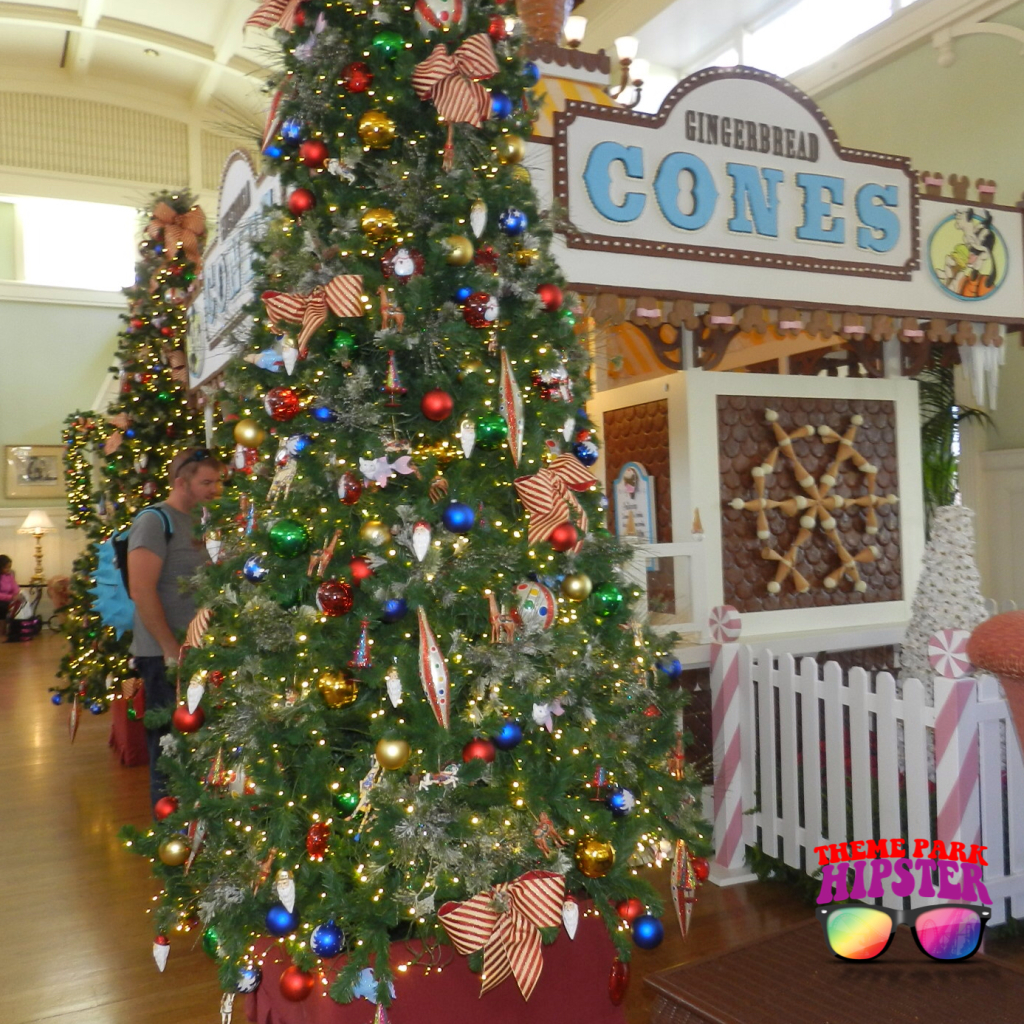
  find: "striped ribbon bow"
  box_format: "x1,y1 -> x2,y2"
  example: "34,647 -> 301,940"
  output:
260,276 -> 365,354
147,202 -> 207,267
438,871 -> 564,1000
411,34 -> 500,128
514,454 -> 593,551
245,0 -> 303,31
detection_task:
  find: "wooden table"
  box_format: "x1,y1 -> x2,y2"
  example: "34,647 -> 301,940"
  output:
647,919 -> 1024,1024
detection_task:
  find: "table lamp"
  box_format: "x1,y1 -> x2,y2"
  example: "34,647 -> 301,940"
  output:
18,510 -> 55,585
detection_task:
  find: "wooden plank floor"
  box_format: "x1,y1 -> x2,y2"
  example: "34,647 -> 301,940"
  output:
4,635 -> 1022,1023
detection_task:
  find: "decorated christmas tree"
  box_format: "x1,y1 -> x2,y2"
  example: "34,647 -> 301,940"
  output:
57,192 -> 206,707
124,0 -> 705,1009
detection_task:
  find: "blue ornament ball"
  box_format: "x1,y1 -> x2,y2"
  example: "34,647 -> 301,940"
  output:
312,405 -> 338,424
523,61 -> 540,86
280,118 -> 303,144
89,701 -> 104,715
265,902 -> 299,937
606,786 -> 636,818
125,428 -> 136,439
442,501 -> 475,534
310,920 -> 345,958
490,91 -> 514,120
658,658 -> 684,680
454,285 -> 474,303
381,597 -> 408,624
51,693 -> 63,706
572,440 -> 599,467
493,721 -> 523,751
498,208 -> 528,236
287,434 -> 312,456
263,143 -> 284,159
236,965 -> 263,994
632,914 -> 665,950
243,555 -> 269,583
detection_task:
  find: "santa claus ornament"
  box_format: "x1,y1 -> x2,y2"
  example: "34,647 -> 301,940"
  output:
381,247 -> 425,283
414,0 -> 466,35
463,292 -> 499,329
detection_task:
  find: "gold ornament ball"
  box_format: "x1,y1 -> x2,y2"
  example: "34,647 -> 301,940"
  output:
575,836 -> 616,878
513,247 -> 539,267
318,671 -> 359,709
361,207 -> 398,242
497,134 -> 527,164
510,165 -> 532,185
158,837 -> 190,867
233,418 -> 265,447
458,359 -> 484,380
445,235 -> 475,266
359,520 -> 390,547
358,109 -> 397,149
561,572 -> 593,602
376,737 -> 411,770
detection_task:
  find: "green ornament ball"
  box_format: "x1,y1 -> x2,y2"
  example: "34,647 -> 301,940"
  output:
328,330 -> 357,361
476,413 -> 509,449
335,790 -> 359,814
593,582 -> 625,616
202,926 -> 221,959
126,704 -> 137,721
157,390 -> 172,402
560,309 -> 577,327
183,270 -> 196,283
371,30 -> 404,59
268,519 -> 310,558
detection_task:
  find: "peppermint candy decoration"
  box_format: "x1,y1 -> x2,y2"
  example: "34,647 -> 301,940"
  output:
928,629 -> 973,679
709,605 -> 742,644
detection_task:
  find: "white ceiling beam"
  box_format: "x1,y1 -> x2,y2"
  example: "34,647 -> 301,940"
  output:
191,0 -> 249,109
0,3 -> 264,80
64,0 -> 104,75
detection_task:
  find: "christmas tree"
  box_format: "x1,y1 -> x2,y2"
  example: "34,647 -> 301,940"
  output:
124,0 -> 705,1007
57,192 -> 206,706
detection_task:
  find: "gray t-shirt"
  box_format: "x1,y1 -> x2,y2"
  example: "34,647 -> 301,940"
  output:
127,503 -> 208,656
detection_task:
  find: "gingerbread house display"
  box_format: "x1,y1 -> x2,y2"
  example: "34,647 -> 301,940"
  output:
525,53 -> 1023,654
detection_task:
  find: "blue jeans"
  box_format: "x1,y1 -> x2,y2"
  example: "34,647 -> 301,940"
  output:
136,656 -> 176,813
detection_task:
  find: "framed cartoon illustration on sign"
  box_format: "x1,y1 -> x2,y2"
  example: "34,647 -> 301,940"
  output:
928,208 -> 1009,301
5,445 -> 66,500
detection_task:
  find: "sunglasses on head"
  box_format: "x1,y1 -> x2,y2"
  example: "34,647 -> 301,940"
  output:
176,448 -> 212,478
818,902 -> 990,962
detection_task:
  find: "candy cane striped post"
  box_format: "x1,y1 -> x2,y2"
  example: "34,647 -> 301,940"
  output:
709,605 -> 749,877
931,629 -> 982,853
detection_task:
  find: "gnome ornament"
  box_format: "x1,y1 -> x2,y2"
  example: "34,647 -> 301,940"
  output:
414,0 -> 466,35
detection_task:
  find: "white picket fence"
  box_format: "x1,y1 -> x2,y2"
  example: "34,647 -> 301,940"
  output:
707,613 -> 1024,926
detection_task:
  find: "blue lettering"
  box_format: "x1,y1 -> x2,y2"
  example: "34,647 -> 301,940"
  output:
654,152 -> 718,231
796,173 -> 845,243
726,163 -> 783,237
856,183 -> 900,253
582,142 -> 646,223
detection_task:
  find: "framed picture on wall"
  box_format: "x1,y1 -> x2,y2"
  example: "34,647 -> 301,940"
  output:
4,445 -> 66,500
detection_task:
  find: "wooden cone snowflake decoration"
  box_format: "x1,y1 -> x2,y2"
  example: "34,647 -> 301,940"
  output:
670,840 -> 697,939
729,409 -> 899,594
418,607 -> 450,728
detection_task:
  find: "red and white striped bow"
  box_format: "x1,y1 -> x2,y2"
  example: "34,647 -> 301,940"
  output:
514,454 -> 594,551
245,0 -> 303,31
438,871 -> 565,1000
260,276 -> 365,354
411,34 -> 500,128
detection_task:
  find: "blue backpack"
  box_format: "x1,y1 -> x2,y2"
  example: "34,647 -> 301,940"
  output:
89,507 -> 173,637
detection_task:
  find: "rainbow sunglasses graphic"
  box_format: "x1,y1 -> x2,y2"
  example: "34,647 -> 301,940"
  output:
817,903 -> 992,962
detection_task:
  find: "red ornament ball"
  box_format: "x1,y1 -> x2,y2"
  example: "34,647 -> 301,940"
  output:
208,670 -> 225,688
154,796 -> 179,821
264,386 -> 302,422
488,14 -> 508,40
692,856 -> 710,882
474,245 -> 499,271
462,737 -> 497,764
421,389 -> 454,422
337,471 -> 363,506
172,704 -> 205,734
549,522 -> 579,552
306,821 -> 330,860
342,61 -> 374,93
292,6 -> 305,27
316,579 -> 354,617
287,188 -> 316,216
643,704 -> 662,718
349,557 -> 373,585
280,965 -> 316,1002
616,898 -> 645,923
463,292 -> 498,329
537,283 -> 563,312
298,139 -> 329,168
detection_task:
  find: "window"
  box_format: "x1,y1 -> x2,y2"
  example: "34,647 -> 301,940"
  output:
0,195 -> 136,291
743,0 -> 893,78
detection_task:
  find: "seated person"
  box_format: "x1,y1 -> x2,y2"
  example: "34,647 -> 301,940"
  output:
0,555 -> 20,638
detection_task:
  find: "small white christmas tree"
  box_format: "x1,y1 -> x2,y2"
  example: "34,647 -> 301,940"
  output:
901,505 -> 988,688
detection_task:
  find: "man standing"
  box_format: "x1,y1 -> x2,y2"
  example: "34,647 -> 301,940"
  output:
128,447 -> 222,810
